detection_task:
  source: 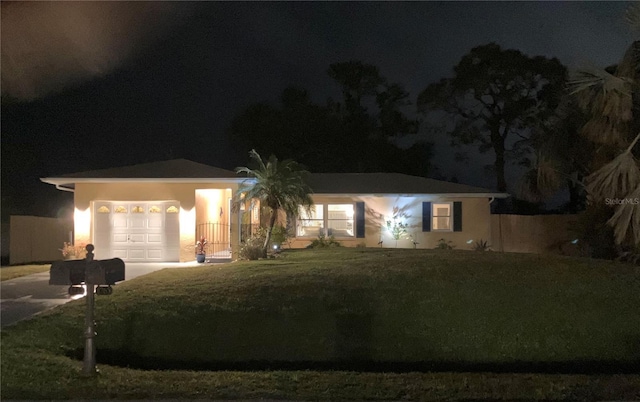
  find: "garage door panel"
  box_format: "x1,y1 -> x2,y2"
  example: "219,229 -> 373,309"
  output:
113,216 -> 128,228
148,233 -> 162,243
112,248 -> 128,259
129,233 -> 145,243
147,249 -> 163,259
128,249 -> 146,259
130,217 -> 146,228
113,234 -> 128,243
148,216 -> 163,228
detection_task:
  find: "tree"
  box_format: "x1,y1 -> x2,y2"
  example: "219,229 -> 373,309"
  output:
229,64 -> 433,176
517,94 -> 591,211
228,87 -> 343,171
328,60 -> 429,173
417,43 -> 567,193
234,149 -> 314,256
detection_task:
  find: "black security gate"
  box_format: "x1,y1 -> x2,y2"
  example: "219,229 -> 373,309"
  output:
196,222 -> 231,260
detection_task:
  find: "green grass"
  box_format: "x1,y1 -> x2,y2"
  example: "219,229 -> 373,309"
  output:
2,248 -> 640,400
0,264 -> 50,281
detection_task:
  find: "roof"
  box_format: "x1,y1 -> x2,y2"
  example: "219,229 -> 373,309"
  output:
41,159 -> 508,197
308,173 -> 508,197
51,159 -> 238,179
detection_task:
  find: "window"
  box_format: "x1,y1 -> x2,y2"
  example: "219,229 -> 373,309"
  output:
132,206 -> 144,213
149,206 -> 161,213
97,206 -> 110,214
166,206 -> 179,213
297,204 -> 324,237
297,204 -> 355,237
432,203 -> 452,231
114,206 -> 127,213
327,204 -> 354,237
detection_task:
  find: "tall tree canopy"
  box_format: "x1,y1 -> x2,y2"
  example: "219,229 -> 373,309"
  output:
417,43 -> 567,193
229,61 -> 432,176
234,149 -> 314,256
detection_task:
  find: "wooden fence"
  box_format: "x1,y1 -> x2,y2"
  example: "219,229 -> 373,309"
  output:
491,214 -> 580,255
9,215 -> 73,265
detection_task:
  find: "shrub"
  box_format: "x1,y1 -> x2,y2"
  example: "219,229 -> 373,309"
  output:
60,242 -> 87,260
435,238 -> 454,250
270,224 -> 292,248
239,236 -> 265,260
472,239 -> 491,251
307,235 -> 341,249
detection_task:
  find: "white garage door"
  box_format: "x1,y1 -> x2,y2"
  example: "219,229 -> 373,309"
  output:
93,201 -> 180,262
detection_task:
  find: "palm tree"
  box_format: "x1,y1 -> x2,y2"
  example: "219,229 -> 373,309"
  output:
234,149 -> 314,256
520,4 -> 640,248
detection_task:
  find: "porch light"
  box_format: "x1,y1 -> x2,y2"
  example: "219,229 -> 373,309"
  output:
466,239 -> 474,244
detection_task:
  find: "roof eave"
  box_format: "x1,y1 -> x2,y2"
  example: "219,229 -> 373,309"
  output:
311,192 -> 510,198
41,177 -> 247,185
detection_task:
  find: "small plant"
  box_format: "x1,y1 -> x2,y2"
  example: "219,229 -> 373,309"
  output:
60,242 -> 87,260
239,228 -> 267,260
307,235 -> 342,249
472,239 -> 491,252
196,236 -> 208,254
270,224 -> 292,248
239,238 -> 265,260
435,238 -> 454,250
386,218 -> 408,248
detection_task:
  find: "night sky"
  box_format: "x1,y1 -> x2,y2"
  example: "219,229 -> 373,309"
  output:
1,1 -> 634,219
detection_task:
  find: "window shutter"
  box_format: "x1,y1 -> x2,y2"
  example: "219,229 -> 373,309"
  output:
422,202 -> 431,232
355,202 -> 365,238
453,201 -> 462,232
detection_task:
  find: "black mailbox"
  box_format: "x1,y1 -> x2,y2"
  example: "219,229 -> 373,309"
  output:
50,260 -> 88,285
91,258 -> 125,285
49,258 -> 125,286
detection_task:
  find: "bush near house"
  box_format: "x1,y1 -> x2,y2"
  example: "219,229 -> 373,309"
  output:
2,248 -> 640,400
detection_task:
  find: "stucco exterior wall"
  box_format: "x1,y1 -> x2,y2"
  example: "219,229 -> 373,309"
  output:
74,182 -> 240,262
288,195 -> 493,250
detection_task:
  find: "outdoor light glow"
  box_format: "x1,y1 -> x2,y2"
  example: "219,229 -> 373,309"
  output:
571,239 -> 579,244
70,285 -> 87,300
466,239 -> 474,244
74,207 -> 91,244
179,207 -> 195,238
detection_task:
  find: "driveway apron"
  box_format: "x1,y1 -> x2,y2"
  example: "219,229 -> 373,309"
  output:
1,261 -> 203,328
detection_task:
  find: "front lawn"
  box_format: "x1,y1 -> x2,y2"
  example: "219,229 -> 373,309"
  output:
2,248 -> 639,400
0,264 -> 50,281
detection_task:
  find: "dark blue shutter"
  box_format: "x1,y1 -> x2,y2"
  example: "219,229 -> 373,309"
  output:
453,201 -> 462,232
355,202 -> 365,238
422,202 -> 431,232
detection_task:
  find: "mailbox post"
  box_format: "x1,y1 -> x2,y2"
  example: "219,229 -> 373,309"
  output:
83,244 -> 97,375
49,244 -> 125,376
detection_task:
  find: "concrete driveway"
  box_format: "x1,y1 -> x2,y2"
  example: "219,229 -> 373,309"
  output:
1,261 -> 203,328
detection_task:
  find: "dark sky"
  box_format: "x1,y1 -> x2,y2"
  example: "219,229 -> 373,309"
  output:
1,1 -> 634,218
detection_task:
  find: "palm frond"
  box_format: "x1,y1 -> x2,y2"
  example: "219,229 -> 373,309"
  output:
607,185 -> 640,245
586,144 -> 640,200
580,116 -> 629,146
569,68 -> 631,97
515,155 -> 564,202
